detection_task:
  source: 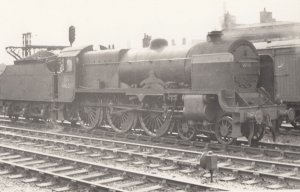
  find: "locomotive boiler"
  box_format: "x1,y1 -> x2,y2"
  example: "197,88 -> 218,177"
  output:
0,32 -> 294,145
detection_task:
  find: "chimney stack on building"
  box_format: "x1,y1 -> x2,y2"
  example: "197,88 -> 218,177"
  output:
260,8 -> 276,23
142,33 -> 151,48
223,12 -> 236,30
171,39 -> 176,46
182,38 -> 186,45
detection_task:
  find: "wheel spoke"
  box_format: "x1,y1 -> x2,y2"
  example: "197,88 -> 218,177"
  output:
79,104 -> 102,130
106,106 -> 137,133
156,116 -> 163,127
225,130 -> 232,137
139,110 -> 172,137
249,123 -> 265,142
177,120 -> 196,141
215,115 -> 235,145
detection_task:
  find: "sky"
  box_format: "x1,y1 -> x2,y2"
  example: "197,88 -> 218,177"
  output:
0,0 -> 300,64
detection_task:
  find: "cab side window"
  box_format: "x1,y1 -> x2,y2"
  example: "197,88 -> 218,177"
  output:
65,59 -> 73,72
58,58 -> 73,73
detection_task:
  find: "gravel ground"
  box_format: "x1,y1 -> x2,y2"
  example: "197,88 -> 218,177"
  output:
262,128 -> 300,144
0,176 -> 53,192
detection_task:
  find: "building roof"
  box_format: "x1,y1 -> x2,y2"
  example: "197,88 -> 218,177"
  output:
233,21 -> 299,29
254,39 -> 300,49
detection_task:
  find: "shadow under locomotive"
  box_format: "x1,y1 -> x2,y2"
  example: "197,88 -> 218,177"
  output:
0,32 -> 294,145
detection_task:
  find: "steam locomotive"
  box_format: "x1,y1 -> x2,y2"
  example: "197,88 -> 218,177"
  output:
0,32 -> 294,145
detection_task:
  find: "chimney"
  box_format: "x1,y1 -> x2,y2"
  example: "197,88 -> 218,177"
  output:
171,39 -> 176,46
150,39 -> 168,49
260,8 -> 276,23
142,33 -> 151,48
207,31 -> 223,42
223,12 -> 236,30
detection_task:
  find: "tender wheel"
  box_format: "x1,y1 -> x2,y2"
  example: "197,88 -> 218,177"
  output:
7,104 -> 20,122
9,115 -> 19,122
291,116 -> 300,129
176,120 -> 197,141
106,106 -> 137,133
63,104 -> 79,126
139,104 -> 173,137
215,115 -> 236,145
79,103 -> 103,130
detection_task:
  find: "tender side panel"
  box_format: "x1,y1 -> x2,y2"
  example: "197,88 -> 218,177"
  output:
275,47 -> 300,102
0,64 -> 54,101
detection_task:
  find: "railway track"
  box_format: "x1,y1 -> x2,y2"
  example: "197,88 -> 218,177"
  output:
2,116 -> 300,152
0,124 -> 300,189
0,143 -> 224,192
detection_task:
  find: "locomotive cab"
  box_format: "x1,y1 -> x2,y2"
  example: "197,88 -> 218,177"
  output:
56,45 -> 93,102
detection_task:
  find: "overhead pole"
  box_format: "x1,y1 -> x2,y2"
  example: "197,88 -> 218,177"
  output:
69,26 -> 76,46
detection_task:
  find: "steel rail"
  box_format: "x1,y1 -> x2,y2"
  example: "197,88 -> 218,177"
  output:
2,117 -> 300,152
1,124 -> 300,161
0,144 -> 225,191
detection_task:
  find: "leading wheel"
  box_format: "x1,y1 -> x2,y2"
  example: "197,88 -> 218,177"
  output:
63,104 -> 79,126
244,122 -> 265,143
176,120 -> 197,141
106,106 -> 137,133
215,115 -> 236,145
9,115 -> 19,122
7,104 -> 20,122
